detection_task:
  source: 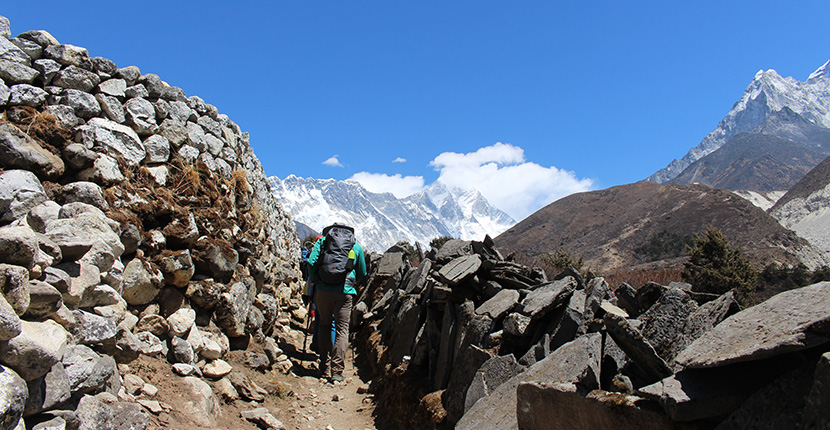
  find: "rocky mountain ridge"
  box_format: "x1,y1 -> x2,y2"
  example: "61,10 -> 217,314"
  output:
649,59 -> 830,184
669,107 -> 830,191
269,174 -> 515,252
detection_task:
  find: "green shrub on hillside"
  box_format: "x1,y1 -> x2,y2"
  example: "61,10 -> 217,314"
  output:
429,236 -> 454,251
760,263 -> 830,291
681,227 -> 757,306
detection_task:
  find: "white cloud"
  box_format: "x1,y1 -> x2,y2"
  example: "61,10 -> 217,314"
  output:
430,142 -> 593,221
322,155 -> 343,167
393,157 -> 407,163
348,172 -> 425,198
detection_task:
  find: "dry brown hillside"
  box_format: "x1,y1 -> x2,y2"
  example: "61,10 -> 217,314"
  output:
495,181 -> 813,273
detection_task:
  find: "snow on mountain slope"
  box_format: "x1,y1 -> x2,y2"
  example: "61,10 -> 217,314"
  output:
269,175 -> 515,252
649,59 -> 830,184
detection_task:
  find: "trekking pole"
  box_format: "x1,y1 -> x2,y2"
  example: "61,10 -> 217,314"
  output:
303,301 -> 314,355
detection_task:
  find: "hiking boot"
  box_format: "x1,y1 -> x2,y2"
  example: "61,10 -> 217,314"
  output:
319,366 -> 331,380
331,373 -> 344,383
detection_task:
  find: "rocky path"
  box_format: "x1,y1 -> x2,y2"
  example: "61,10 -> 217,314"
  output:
127,343 -> 381,430
278,349 -> 379,430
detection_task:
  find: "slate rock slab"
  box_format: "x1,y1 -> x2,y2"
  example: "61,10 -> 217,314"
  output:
603,312 -> 672,384
438,254 -> 481,286
456,333 -> 601,430
520,276 -> 576,319
675,282 -> 830,369
475,289 -> 519,319
516,382 -> 673,430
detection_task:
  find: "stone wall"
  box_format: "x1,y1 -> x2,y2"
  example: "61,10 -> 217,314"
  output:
0,15 -> 303,429
355,238 -> 830,429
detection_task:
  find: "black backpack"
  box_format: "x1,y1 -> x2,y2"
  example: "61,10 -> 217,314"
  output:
316,224 -> 357,286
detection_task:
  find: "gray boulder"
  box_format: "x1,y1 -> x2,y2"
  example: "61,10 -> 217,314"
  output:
8,84 -> 47,107
142,135 -> 170,164
116,66 -> 140,86
520,276 -> 576,319
95,94 -> 125,123
76,154 -> 125,185
0,169 -> 47,223
52,66 -> 100,92
0,264 -> 30,318
74,394 -> 114,430
0,320 -> 67,381
475,288 -> 519,320
0,293 -> 21,341
464,353 -> 525,414
676,282 -> 830,369
23,280 -> 62,320
69,310 -> 116,345
53,261 -> 99,309
62,344 -> 115,394
0,37 -> 31,64
62,182 -> 108,210
61,143 -> 97,170
97,78 -> 125,97
23,362 -> 70,417
137,74 -> 163,98
0,365 -> 27,430
0,226 -> 39,276
639,287 -> 698,360
214,282 -> 251,337
60,88 -> 100,118
32,59 -> 61,86
456,333 -> 602,430
603,311 -> 673,384
76,118 -> 145,166
42,44 -> 90,68
516,382 -> 673,430
123,97 -> 157,135
0,60 -> 39,84
45,214 -> 123,262
158,249 -> 195,288
0,16 -> 8,38
120,257 -> 163,306
17,30 -> 59,48
9,37 -> 42,61
185,122 -> 206,151
438,254 -> 481,286
179,376 -> 219,427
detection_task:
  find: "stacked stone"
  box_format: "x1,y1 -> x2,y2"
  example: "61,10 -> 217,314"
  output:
0,16 -> 299,430
356,238 -> 830,429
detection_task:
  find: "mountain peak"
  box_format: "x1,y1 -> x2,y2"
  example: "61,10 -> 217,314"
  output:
269,176 -> 515,252
807,59 -> 830,83
649,58 -> 830,184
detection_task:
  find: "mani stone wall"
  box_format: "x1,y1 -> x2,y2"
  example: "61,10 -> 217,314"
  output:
0,15 -> 304,430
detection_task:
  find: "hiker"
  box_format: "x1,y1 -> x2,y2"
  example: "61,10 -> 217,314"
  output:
302,234 -> 332,354
307,223 -> 367,382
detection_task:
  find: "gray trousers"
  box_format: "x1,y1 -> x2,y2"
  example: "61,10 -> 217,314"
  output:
315,289 -> 353,375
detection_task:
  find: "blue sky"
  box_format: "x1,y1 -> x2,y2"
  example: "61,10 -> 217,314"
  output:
4,1 -> 830,220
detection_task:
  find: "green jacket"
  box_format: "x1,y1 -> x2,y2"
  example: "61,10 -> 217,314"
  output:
307,238 -> 367,296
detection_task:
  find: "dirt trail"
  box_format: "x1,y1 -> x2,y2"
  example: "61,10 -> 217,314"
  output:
131,343 -> 382,430
279,349 -> 379,430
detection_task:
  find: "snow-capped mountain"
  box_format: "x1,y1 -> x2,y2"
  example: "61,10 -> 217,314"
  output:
269,175 -> 516,252
649,59 -> 830,184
